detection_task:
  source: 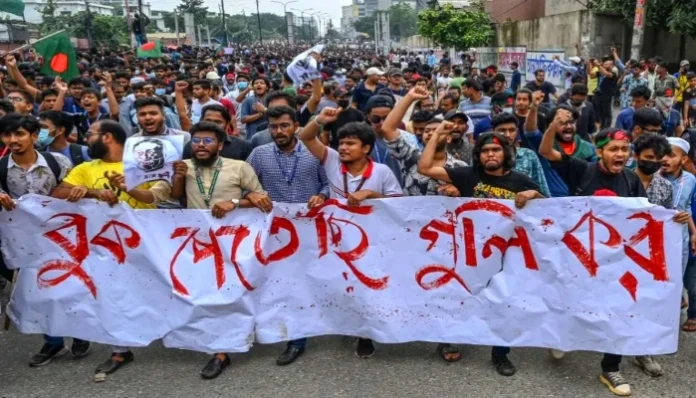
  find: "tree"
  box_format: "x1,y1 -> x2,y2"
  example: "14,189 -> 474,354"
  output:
389,3 -> 418,41
176,0 -> 208,25
37,0 -> 64,35
586,0 -> 696,37
353,15 -> 376,38
162,11 -> 184,33
417,1 -> 493,50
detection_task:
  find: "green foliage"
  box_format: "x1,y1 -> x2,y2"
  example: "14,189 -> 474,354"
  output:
39,0 -> 129,48
353,3 -> 418,40
586,0 -> 696,37
417,2 -> 493,50
176,0 -> 209,25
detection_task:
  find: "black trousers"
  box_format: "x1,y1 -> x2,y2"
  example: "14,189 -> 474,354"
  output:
601,353 -> 622,372
595,95 -> 614,129
0,249 -> 12,281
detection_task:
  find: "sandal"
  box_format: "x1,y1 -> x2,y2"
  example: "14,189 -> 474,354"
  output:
437,343 -> 462,362
682,297 -> 688,309
683,318 -> 696,332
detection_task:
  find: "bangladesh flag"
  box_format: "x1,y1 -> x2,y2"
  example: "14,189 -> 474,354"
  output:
33,32 -> 79,80
0,0 -> 25,17
136,40 -> 162,59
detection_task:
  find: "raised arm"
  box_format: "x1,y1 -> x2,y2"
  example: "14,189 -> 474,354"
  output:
539,109 -> 571,162
299,107 -> 340,162
102,72 -> 120,120
383,86 -> 429,141
4,54 -> 41,99
525,91 -> 545,132
53,78 -> 68,112
417,121 -> 454,182
174,81 -> 192,131
305,78 -> 323,115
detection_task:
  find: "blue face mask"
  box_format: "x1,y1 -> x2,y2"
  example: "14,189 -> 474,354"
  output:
155,88 -> 166,96
237,81 -> 248,90
38,128 -> 55,146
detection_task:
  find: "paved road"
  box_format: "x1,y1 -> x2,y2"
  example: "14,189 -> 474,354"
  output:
1,285 -> 694,398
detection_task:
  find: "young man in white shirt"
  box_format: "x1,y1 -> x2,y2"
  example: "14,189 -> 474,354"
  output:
299,107 -> 403,358
191,80 -> 222,124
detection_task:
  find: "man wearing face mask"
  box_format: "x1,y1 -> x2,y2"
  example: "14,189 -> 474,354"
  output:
39,111 -> 91,167
653,87 -> 684,137
632,133 -> 673,209
473,92 -> 514,140
321,88 -> 365,149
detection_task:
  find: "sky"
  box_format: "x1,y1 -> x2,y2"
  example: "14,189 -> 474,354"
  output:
145,0 -> 352,31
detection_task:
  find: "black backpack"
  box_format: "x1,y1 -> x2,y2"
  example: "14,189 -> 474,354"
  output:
0,152 -> 62,194
67,144 -> 85,167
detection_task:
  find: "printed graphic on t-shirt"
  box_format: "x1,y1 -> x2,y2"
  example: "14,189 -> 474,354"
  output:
473,182 -> 516,199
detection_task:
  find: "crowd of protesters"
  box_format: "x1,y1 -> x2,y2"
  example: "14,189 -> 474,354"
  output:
1,40 -> 695,396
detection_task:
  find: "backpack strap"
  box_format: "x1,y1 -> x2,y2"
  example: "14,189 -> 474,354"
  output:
40,152 -> 62,184
69,144 -> 84,166
575,162 -> 597,196
0,156 -> 9,194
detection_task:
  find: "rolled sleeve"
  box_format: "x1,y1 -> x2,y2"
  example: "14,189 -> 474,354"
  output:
149,180 -> 172,205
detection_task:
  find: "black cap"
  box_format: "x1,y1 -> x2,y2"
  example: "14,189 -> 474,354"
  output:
444,109 -> 469,122
365,95 -> 395,111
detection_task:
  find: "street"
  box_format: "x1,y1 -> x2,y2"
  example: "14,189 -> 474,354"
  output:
1,284 -> 694,398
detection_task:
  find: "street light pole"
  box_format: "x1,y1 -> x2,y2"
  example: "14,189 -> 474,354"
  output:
291,8 -> 313,43
271,0 -> 298,44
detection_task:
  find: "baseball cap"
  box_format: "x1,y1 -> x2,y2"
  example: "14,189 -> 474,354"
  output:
491,92 -> 514,107
365,95 -> 394,111
387,68 -> 403,77
444,109 -> 470,124
426,113 -> 445,124
206,71 -> 221,80
366,67 -> 385,76
568,56 -> 582,64
681,60 -> 690,67
336,68 -> 346,75
334,87 -> 349,98
225,72 -> 236,80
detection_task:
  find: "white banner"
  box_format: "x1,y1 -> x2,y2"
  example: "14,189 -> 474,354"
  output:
286,45 -> 325,86
526,50 -> 566,88
0,195 -> 683,355
123,136 -> 183,190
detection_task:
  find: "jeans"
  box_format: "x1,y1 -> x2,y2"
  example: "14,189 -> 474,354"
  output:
601,353 -> 622,372
492,346 -> 510,357
135,34 -> 146,47
685,257 -> 696,319
288,338 -> 307,349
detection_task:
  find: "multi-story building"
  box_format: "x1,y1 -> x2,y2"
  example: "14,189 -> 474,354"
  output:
0,0 -> 115,24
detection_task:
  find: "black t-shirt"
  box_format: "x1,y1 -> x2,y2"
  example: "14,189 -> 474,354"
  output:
597,71 -> 618,98
684,87 -> 696,127
73,113 -> 111,144
325,108 -> 365,149
298,106 -> 313,128
445,167 -> 540,199
524,81 -> 557,103
183,135 -> 252,161
551,154 -> 646,197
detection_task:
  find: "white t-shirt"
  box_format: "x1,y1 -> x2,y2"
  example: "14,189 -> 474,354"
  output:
191,98 -> 222,124
321,147 -> 403,199
437,75 -> 452,88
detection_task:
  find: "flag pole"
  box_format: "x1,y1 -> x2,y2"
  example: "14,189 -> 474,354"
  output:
9,29 -> 67,54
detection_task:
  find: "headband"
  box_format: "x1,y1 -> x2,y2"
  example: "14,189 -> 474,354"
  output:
595,130 -> 629,149
481,134 -> 502,147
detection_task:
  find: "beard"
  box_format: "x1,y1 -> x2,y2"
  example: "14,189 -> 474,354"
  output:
88,139 -> 108,160
483,162 -> 502,171
193,152 -> 219,167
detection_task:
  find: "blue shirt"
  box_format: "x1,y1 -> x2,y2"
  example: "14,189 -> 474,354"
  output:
351,82 -> 385,113
614,107 -> 635,131
458,96 -> 492,128
240,96 -> 267,139
662,109 -> 683,137
510,70 -> 521,92
47,144 -> 91,166
246,140 -> 329,203
62,97 -> 84,114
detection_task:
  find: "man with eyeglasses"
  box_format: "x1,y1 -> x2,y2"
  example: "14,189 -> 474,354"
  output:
246,105 -> 329,368
5,90 -> 35,116
182,104 -> 251,161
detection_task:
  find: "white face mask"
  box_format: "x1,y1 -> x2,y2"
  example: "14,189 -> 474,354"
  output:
502,107 -> 514,114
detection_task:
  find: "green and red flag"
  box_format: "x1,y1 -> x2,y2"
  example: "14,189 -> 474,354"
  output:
136,39 -> 162,58
33,32 -> 79,80
0,0 -> 25,17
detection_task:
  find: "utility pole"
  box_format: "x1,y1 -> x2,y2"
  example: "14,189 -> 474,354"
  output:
374,13 -> 379,54
124,0 -> 134,46
197,25 -> 202,46
255,0 -> 263,44
84,0 -> 93,48
220,0 -> 229,46
630,0 -> 645,61
206,25 -> 211,47
174,9 -> 180,46
271,0 -> 298,44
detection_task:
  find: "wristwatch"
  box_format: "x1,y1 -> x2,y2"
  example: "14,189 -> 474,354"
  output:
231,198 -> 240,208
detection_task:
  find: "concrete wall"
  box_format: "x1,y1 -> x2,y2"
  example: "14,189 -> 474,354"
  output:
486,0 -> 546,22
545,0 -> 586,16
494,10 -> 625,57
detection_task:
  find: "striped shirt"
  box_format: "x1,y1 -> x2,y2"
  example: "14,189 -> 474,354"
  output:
247,140 -> 329,203
458,96 -> 492,127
